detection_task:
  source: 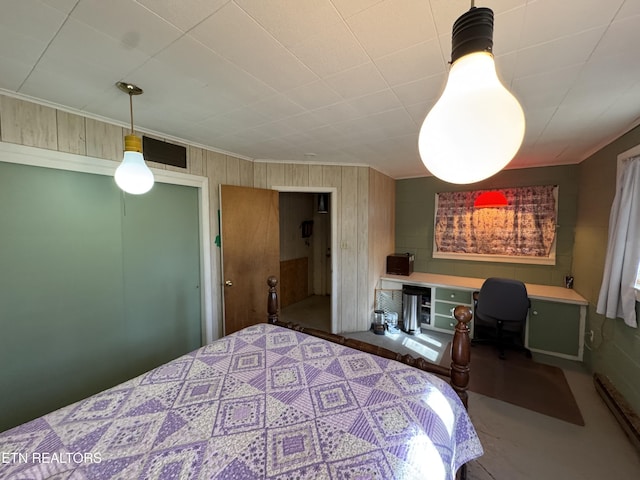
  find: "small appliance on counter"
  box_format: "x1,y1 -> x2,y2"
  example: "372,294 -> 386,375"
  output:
401,285 -> 430,335
386,253 -> 414,276
373,310 -> 386,335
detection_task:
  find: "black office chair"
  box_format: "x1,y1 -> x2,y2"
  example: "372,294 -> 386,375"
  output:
471,277 -> 532,359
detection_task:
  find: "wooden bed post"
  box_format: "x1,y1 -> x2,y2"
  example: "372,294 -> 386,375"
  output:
267,275 -> 279,324
450,305 -> 472,409
451,306 -> 472,480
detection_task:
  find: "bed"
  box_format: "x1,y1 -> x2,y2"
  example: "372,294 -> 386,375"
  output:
0,276 -> 482,480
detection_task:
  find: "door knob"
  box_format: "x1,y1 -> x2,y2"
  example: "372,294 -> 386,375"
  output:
225,280 -> 233,286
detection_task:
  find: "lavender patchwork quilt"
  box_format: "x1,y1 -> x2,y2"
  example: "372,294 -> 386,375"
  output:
0,323 -> 482,479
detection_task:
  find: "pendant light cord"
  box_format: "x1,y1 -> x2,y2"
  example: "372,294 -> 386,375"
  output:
129,93 -> 135,135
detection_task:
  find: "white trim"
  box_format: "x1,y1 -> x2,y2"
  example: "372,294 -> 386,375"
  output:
432,251 -> 556,265
273,186 -> 339,334
0,141 -> 214,345
255,158 -> 369,168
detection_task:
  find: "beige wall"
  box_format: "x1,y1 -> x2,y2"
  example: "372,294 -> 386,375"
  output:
368,168 -> 396,321
0,94 -> 394,338
253,162 -> 380,333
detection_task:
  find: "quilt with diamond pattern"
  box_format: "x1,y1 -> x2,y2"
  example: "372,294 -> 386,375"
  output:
0,323 -> 482,479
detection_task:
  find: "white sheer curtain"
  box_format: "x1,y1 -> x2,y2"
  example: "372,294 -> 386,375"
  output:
597,155 -> 640,328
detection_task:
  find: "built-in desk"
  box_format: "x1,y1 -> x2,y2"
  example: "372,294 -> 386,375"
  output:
380,272 -> 588,361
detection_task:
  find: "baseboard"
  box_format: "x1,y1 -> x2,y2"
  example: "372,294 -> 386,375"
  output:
593,373 -> 640,454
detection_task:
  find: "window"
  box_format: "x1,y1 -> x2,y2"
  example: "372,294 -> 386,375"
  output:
597,145 -> 640,327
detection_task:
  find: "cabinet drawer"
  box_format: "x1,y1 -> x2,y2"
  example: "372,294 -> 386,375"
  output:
434,302 -> 459,316
433,314 -> 456,332
435,287 -> 472,304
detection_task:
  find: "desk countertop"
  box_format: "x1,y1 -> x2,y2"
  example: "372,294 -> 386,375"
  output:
381,272 -> 589,306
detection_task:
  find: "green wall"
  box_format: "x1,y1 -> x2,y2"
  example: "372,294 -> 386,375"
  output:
574,124 -> 640,413
0,162 -> 202,432
396,164 -> 579,286
396,126 -> 640,414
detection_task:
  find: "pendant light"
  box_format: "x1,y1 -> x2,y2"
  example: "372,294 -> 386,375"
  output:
317,193 -> 329,214
418,2 -> 525,184
114,82 -> 154,195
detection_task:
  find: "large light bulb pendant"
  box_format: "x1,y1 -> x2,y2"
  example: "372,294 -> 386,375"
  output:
115,81 -> 154,195
115,134 -> 154,195
418,7 -> 525,184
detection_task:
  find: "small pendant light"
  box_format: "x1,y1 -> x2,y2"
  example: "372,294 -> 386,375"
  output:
114,82 -> 154,195
317,193 -> 329,214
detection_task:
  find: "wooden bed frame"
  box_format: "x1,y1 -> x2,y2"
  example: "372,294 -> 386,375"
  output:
266,276 -> 473,479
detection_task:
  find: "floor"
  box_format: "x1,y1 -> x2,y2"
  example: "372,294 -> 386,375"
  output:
281,295 -> 640,479
279,294 -> 332,331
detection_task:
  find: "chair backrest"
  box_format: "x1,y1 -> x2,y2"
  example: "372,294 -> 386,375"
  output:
476,277 -> 530,322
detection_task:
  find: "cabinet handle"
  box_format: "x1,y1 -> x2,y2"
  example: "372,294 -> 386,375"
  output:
532,310 -> 538,315
450,294 -> 455,298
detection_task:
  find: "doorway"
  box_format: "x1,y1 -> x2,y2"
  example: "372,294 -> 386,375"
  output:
276,187 -> 336,332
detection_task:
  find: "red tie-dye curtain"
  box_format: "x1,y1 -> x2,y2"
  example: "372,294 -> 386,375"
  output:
434,186 -> 557,257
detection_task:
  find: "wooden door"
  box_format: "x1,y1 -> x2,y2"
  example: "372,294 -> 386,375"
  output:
220,185 -> 279,335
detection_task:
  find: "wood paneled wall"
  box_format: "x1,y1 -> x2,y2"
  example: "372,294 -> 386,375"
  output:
280,257 -> 309,308
368,169 -> 396,318
0,94 -> 394,337
254,162 -> 375,333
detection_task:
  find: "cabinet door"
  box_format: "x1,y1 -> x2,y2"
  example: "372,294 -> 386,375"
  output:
527,300 -> 580,356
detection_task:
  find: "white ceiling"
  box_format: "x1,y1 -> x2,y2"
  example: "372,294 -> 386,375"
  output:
2,0 -> 640,179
